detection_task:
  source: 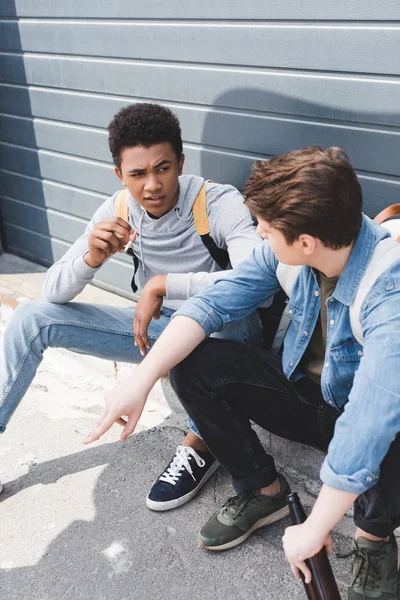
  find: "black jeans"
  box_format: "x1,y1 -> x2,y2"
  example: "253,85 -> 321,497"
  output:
170,338 -> 400,538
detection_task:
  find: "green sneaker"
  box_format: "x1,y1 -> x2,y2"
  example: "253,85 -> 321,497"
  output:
198,473 -> 290,551
346,535 -> 398,599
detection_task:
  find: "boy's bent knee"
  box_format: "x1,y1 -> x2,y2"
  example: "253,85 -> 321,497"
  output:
170,338 -> 238,397
11,300 -> 56,327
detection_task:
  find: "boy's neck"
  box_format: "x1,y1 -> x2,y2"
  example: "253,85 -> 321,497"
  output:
308,243 -> 354,279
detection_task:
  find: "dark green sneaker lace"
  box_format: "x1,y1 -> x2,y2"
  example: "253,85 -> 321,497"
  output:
338,545 -> 384,599
221,492 -> 254,520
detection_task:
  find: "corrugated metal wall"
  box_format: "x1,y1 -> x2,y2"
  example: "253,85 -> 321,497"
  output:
1,1 -> 399,295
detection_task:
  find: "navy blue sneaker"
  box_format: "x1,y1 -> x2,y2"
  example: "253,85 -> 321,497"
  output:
146,445 -> 219,511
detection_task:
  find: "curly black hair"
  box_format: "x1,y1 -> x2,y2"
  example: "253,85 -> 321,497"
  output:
108,103 -> 183,169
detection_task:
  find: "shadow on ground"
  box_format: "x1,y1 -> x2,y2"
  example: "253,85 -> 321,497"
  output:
0,426 -> 347,600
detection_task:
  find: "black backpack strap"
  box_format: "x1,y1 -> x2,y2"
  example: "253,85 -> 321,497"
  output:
199,233 -> 229,270
126,247 -> 139,293
193,183 -> 230,269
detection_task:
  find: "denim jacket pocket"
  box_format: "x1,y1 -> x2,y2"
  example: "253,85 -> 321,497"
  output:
286,301 -> 306,349
287,301 -> 304,322
330,339 -> 363,390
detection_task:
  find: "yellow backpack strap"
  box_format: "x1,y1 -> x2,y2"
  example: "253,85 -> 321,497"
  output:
114,189 -> 130,224
192,183 -> 210,235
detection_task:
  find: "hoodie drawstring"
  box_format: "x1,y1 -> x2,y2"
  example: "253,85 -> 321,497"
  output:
138,209 -> 146,278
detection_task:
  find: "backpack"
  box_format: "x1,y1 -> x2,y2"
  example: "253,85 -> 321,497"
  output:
114,185 -> 229,293
272,206 -> 400,352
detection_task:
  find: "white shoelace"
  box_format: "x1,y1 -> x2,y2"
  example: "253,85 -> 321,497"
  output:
159,445 -> 206,485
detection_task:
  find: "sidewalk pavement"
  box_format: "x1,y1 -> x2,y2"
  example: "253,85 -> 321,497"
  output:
0,251 -> 375,600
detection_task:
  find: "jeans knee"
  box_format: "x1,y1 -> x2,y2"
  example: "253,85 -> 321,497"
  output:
170,352 -> 197,398
9,300 -> 58,341
11,300 -> 43,329
170,341 -> 209,399
170,338 -> 227,404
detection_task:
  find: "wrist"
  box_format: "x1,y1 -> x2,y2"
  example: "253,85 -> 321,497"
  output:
302,518 -> 330,544
148,275 -> 167,297
306,513 -> 332,539
83,251 -> 103,268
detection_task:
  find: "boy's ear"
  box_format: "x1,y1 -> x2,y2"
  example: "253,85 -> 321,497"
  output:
115,167 -> 125,185
178,153 -> 185,175
299,234 -> 317,256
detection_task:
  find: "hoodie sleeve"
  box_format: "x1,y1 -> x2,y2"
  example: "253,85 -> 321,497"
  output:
166,183 -> 261,300
42,195 -> 117,303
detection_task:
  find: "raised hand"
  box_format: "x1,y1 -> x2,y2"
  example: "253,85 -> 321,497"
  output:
84,218 -> 134,268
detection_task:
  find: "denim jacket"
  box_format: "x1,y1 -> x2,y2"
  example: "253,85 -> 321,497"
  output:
174,215 -> 400,495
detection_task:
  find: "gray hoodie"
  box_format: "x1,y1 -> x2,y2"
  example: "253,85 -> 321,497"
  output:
43,174 -> 261,310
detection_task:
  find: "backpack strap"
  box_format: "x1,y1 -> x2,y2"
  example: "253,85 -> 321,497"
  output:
192,184 -> 210,235
349,210 -> 400,345
270,263 -> 302,353
192,183 -> 230,270
114,189 -> 130,229
350,236 -> 400,345
276,262 -> 302,297
374,204 -> 400,227
113,189 -> 139,293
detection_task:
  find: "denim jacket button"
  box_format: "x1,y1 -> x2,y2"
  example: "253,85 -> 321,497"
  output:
314,291 -> 320,297
289,361 -> 294,367
358,350 -> 364,357
367,476 -> 372,482
330,319 -> 335,326
325,362 -> 329,368
303,331 -> 308,336
288,309 -> 292,315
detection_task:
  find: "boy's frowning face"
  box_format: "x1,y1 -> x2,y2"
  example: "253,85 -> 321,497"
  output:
116,142 -> 185,218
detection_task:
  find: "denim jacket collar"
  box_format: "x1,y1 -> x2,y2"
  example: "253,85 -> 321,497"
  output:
331,215 -> 389,306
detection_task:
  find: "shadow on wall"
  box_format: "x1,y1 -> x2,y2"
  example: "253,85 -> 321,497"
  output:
199,88 -> 400,218
0,1 -> 53,268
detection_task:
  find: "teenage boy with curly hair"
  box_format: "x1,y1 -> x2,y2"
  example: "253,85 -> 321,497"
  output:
0,103 -> 263,506
87,146 -> 400,600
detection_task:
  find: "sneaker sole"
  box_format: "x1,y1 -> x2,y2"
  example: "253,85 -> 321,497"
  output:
198,505 -> 290,551
146,461 -> 220,512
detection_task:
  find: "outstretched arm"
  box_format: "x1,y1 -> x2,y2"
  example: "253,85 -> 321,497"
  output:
85,316 -> 206,444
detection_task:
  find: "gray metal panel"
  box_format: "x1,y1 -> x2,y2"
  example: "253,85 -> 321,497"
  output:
1,112 -> 399,179
0,142 -> 117,194
0,5 -> 399,295
1,82 -> 399,133
3,0 -> 400,20
0,170 -> 108,219
0,114 -> 110,162
1,21 -> 400,75
1,196 -> 87,242
1,59 -> 399,128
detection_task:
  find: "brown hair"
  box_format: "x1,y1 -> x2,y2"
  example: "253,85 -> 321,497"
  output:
244,146 -> 363,249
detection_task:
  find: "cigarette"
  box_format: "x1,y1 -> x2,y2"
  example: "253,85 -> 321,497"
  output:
123,232 -> 138,253
123,240 -> 134,253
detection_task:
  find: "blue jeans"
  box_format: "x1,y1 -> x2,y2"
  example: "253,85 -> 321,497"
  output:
0,300 -> 262,435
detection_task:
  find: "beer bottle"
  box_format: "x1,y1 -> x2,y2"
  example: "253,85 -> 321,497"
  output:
286,492 -> 341,600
